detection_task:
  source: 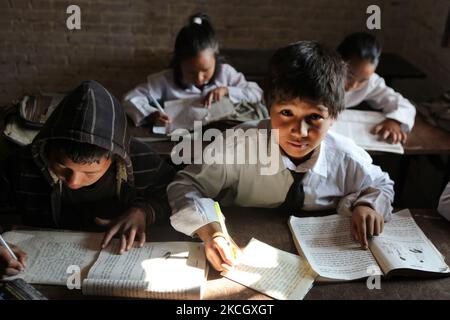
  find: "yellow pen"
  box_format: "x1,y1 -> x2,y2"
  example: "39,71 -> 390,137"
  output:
214,201 -> 237,259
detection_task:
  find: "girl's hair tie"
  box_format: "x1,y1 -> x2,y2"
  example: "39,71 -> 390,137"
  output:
193,17 -> 202,25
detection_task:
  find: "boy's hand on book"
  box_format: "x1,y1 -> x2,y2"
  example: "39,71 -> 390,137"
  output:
95,207 -> 147,254
0,244 -> 27,277
372,119 -> 408,144
204,87 -> 229,108
351,205 -> 384,250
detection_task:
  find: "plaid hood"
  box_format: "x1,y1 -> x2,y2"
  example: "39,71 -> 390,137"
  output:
31,80 -> 134,186
1,81 -> 175,228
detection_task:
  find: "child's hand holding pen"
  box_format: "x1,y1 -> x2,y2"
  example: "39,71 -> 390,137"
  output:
202,230 -> 240,272
195,202 -> 241,271
146,111 -> 171,126
0,235 -> 27,277
146,91 -> 171,126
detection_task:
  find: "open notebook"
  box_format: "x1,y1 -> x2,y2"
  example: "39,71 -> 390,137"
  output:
153,97 -> 236,135
330,109 -> 404,154
221,238 -> 316,300
2,230 -> 207,299
288,209 -> 450,281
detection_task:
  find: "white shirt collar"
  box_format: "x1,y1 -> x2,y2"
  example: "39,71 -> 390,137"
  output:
261,119 -> 328,178
281,141 -> 328,178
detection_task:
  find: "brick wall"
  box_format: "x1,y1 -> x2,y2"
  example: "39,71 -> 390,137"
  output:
0,0 -> 449,106
399,0 -> 450,94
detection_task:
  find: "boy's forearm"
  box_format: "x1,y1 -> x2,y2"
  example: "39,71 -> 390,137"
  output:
145,198 -> 171,225
126,201 -> 155,226
195,222 -> 222,243
168,164 -> 231,236
353,187 -> 393,221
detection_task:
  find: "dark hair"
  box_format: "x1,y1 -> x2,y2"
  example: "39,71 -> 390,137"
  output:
337,32 -> 382,65
170,13 -> 220,88
266,41 -> 347,118
45,139 -> 112,164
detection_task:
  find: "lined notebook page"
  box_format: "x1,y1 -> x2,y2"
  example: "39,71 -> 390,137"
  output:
289,214 -> 381,281
2,230 -> 102,285
164,97 -> 235,133
330,109 -> 404,154
221,238 -> 316,300
82,241 -> 207,299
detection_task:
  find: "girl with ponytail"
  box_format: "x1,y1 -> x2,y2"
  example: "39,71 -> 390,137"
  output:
123,13 -> 264,127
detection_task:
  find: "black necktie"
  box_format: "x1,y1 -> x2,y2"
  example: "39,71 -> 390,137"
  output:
278,170 -> 306,215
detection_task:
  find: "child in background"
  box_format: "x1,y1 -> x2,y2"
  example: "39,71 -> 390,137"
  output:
168,41 -> 394,271
337,32 -> 416,144
123,13 -> 264,127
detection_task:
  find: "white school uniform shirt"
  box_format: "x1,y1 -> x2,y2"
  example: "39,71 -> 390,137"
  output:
168,120 -> 394,236
438,182 -> 450,221
345,73 -> 416,132
122,63 -> 264,126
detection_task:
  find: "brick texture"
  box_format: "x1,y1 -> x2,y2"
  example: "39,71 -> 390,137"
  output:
0,0 -> 449,105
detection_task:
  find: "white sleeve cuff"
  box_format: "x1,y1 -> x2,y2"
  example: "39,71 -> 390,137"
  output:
123,97 -> 158,126
337,190 -> 393,222
384,104 -> 416,133
227,86 -> 244,104
170,196 -> 219,236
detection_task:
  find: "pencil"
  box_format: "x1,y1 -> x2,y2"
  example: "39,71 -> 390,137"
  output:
214,201 -> 237,259
147,91 -> 167,115
0,234 -> 18,261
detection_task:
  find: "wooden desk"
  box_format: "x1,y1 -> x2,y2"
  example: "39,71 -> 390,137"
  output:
33,208 -> 449,300
404,114 -> 450,155
206,208 -> 450,300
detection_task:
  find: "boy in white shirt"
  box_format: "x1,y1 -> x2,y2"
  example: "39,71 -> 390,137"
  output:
168,41 -> 395,271
338,32 -> 416,144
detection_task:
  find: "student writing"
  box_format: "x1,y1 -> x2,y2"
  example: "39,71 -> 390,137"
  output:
122,13 -> 264,127
168,41 -> 395,271
0,81 -> 175,277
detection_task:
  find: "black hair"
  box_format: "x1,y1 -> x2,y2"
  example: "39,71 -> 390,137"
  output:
266,41 -> 347,118
45,139 -> 112,164
337,32 -> 382,65
170,13 -> 221,88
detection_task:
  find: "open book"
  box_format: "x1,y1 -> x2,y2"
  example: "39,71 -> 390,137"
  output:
1,230 -> 207,299
288,209 -> 450,281
153,97 -> 236,135
221,238 -> 316,300
330,109 -> 404,154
